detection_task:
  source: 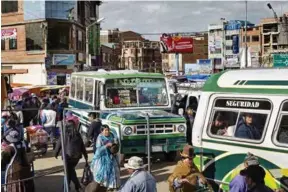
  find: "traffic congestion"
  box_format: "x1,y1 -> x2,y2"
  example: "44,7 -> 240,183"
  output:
1,68 -> 288,192
1,0 -> 288,192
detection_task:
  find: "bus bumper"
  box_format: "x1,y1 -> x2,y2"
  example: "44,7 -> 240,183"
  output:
121,136 -> 186,154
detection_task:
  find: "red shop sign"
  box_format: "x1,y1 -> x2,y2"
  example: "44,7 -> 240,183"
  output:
1,28 -> 17,40
160,34 -> 193,53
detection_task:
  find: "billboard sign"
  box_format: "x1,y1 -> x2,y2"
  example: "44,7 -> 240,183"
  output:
53,54 -> 76,65
160,34 -> 193,53
1,28 -> 17,40
273,54 -> 288,67
184,64 -> 199,75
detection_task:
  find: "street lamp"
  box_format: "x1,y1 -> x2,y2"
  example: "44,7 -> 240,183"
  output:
245,0 -> 248,68
267,3 -> 278,20
86,17 -> 105,67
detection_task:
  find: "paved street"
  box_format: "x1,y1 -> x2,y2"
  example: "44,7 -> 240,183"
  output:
33,148 -> 177,192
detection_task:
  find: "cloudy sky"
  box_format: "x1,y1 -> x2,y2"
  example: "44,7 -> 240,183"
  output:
100,1 -> 288,40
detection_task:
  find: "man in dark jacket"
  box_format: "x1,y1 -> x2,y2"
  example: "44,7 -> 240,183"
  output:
240,165 -> 273,192
235,113 -> 261,140
54,120 -> 88,192
87,112 -> 102,153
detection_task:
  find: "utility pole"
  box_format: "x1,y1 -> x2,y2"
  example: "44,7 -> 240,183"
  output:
245,0 -> 248,68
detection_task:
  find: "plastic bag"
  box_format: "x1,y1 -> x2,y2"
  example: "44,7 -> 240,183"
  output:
81,163 -> 93,186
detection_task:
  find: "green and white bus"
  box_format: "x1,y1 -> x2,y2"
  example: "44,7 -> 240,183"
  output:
192,68 -> 288,191
69,69 -> 187,161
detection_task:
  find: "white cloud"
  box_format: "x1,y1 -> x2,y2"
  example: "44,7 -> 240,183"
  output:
100,1 -> 288,40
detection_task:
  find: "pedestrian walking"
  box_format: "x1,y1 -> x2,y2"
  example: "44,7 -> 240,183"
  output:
240,165 -> 273,192
87,112 -> 102,153
54,119 -> 88,192
90,125 -> 120,191
229,152 -> 259,192
41,103 -> 57,149
118,156 -> 157,192
1,129 -> 35,192
168,144 -> 212,192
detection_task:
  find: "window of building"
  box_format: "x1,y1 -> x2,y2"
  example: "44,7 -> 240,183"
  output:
252,36 -> 259,42
208,98 -> 272,142
70,77 -> 76,98
1,39 -> 5,50
84,78 -> 93,103
275,102 -> 288,146
226,46 -> 232,50
47,24 -> 69,50
9,39 -> 17,50
77,30 -> 84,51
76,77 -> 84,100
1,1 -> 18,13
243,36 -> 251,42
214,58 -> 222,65
26,23 -> 44,51
225,36 -> 232,41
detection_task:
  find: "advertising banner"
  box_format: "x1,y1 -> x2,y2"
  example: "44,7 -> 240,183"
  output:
184,64 -> 199,75
232,35 -> 239,54
1,28 -> 17,40
160,34 -> 193,53
47,72 -> 57,85
53,54 -> 76,65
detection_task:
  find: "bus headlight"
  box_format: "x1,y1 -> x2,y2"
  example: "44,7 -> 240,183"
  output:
124,127 -> 133,135
177,125 -> 186,133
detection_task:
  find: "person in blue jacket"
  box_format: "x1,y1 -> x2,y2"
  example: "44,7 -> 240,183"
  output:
235,113 -> 261,140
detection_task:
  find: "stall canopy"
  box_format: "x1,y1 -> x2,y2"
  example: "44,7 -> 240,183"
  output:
1,69 -> 28,75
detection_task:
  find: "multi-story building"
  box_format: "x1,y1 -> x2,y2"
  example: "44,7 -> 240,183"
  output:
100,30 -> 161,71
1,1 -> 101,85
260,13 -> 288,67
121,40 -> 162,72
208,22 -> 225,72
240,26 -> 262,68
208,20 -> 255,71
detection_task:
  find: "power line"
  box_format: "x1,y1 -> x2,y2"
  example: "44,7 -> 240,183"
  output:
139,31 -> 208,36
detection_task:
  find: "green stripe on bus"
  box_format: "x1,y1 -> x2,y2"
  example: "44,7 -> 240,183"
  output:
244,80 -> 288,86
203,72 -> 288,94
202,139 -> 288,154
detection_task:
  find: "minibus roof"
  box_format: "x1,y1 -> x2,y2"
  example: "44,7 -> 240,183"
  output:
203,68 -> 288,95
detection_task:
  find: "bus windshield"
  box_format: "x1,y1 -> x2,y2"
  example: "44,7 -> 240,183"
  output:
105,77 -> 169,108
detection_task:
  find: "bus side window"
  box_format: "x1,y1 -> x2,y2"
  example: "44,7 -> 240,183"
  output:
84,78 -> 93,103
209,98 -> 271,141
76,77 -> 84,100
275,102 -> 288,145
70,77 -> 76,98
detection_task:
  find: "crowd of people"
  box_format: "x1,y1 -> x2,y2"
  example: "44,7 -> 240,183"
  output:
1,91 -> 287,192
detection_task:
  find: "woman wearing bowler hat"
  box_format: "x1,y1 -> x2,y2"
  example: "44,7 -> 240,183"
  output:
168,145 -> 212,192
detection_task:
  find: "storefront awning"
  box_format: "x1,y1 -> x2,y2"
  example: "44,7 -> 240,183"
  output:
1,69 -> 28,75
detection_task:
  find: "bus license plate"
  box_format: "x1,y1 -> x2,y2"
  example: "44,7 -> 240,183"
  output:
152,145 -> 162,152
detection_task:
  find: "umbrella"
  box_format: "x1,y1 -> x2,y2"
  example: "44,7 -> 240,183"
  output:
8,87 -> 29,100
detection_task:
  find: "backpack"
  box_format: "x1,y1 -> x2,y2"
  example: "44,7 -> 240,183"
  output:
66,133 -> 83,159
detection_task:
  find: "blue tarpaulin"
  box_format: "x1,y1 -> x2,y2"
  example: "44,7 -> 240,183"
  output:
186,74 -> 210,81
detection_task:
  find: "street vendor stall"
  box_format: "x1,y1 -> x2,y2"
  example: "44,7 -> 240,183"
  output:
1,69 -> 28,108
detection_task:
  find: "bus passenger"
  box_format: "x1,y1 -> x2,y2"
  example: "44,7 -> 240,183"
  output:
235,113 -> 261,140
184,107 -> 194,145
211,113 -> 227,135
